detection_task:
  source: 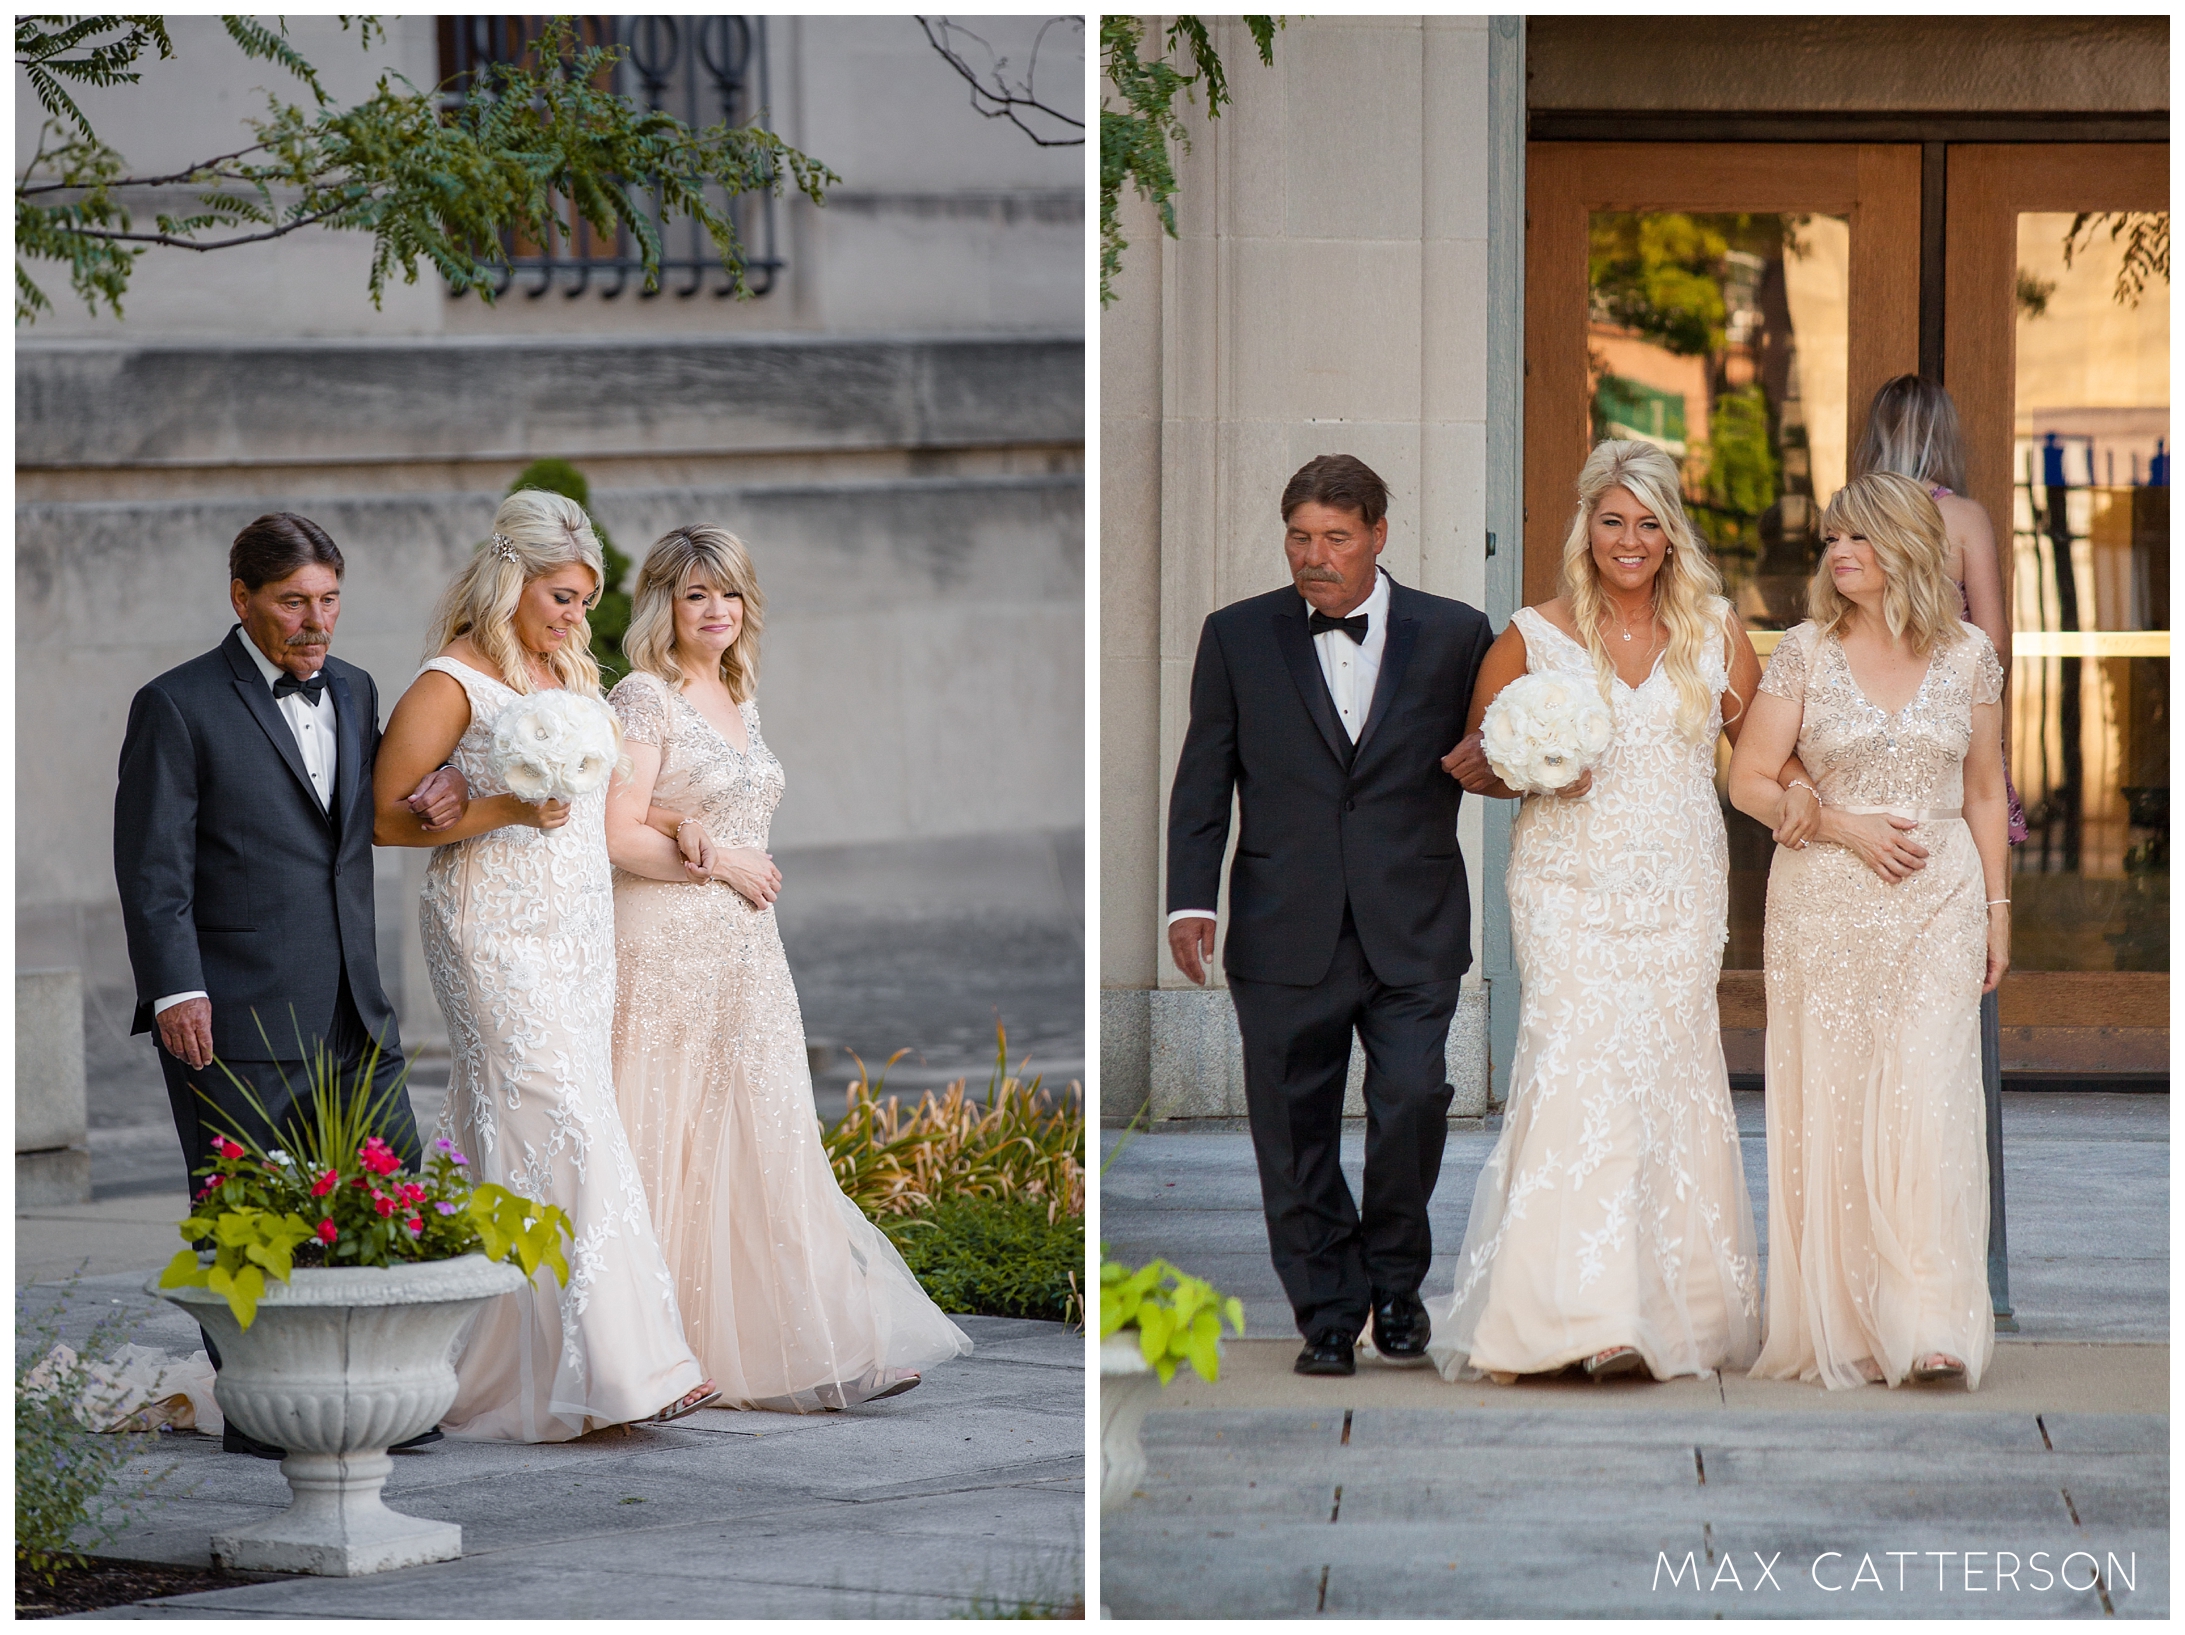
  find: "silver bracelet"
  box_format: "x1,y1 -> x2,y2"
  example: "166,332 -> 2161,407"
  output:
1987,898 -> 2011,907
1785,779 -> 1820,804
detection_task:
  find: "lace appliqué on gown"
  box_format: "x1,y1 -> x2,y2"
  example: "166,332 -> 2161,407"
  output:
608,670 -> 972,1412
1428,605 -> 1761,1382
1750,622 -> 1999,1390
418,657 -> 704,1442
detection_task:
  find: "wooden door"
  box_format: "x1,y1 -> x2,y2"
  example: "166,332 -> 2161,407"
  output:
1945,144 -> 2170,1058
1525,143 -> 1920,606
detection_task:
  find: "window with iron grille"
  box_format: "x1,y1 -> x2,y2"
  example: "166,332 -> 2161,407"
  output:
437,15 -> 785,298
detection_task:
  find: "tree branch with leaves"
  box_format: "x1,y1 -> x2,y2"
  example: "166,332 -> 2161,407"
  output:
1098,15 -> 1277,306
16,14 -> 839,324
2063,211 -> 2169,308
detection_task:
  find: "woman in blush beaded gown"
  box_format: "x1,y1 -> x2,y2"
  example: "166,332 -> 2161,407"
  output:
372,489 -> 717,1441
1729,473 -> 2011,1391
603,525 -> 972,1412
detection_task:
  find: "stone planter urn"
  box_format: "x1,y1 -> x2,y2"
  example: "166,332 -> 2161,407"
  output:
152,1254 -> 526,1576
1100,1334 -> 1159,1516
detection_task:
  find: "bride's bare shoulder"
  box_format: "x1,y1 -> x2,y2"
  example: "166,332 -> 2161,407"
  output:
1526,598 -> 1579,641
435,636 -> 505,685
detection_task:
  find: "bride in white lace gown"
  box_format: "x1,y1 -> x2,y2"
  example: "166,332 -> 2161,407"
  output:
602,526 -> 972,1412
1431,441 -> 1795,1383
373,490 -> 715,1441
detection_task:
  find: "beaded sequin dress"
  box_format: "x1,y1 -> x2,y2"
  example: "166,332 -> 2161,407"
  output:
418,657 -> 706,1443
608,671 -> 972,1412
1750,622 -> 2001,1391
1429,606 -> 1761,1382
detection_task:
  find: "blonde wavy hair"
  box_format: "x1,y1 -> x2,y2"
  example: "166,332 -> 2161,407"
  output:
1558,439 -> 1730,741
423,490 -> 607,696
623,525 -> 766,703
1852,374 -> 1967,495
1808,472 -> 1963,656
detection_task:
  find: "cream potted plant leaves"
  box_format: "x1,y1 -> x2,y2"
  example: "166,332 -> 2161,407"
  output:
1099,1252 -> 1245,1515
153,1036 -> 571,1576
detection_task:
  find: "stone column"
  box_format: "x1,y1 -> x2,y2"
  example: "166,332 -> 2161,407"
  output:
1104,17 -> 1499,1124
18,968 -> 91,1204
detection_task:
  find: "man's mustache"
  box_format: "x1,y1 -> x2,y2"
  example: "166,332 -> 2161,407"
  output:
284,630 -> 332,648
1293,566 -> 1344,585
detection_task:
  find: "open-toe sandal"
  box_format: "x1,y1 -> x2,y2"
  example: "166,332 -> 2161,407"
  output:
1581,1346 -> 1647,1381
644,1380 -> 722,1424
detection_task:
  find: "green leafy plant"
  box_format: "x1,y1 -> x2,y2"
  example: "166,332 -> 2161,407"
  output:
506,458 -> 631,682
879,1197 -> 1084,1323
1099,1255 -> 1244,1384
16,1282 -> 175,1585
1099,15 -> 1278,304
16,16 -> 837,323
157,1023 -> 572,1328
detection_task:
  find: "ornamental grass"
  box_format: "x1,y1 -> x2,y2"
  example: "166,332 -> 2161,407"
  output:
824,1033 -> 1085,1224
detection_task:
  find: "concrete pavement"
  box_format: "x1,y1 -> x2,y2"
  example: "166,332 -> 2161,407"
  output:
1100,1092 -> 2168,1619
16,1268 -> 1082,1619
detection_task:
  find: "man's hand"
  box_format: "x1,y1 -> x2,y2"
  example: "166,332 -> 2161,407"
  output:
406,765 -> 469,832
157,997 -> 215,1071
1440,732 -> 1505,796
1168,917 -> 1215,986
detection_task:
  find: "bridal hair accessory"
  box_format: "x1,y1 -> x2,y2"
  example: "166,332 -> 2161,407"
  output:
486,691 -> 621,804
1480,672 -> 1613,795
490,533 -> 520,563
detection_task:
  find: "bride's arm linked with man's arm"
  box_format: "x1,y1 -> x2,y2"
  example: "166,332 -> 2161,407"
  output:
373,668 -> 571,845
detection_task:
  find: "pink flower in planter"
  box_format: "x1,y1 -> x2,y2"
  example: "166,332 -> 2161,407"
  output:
312,1170 -> 337,1198
374,1195 -> 397,1218
358,1137 -> 402,1177
213,1137 -> 246,1161
317,1218 -> 339,1244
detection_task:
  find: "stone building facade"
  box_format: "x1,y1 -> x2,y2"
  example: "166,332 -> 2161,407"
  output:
17,16 -> 1086,1122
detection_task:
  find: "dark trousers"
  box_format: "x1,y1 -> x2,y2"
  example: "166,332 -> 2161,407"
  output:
1227,910 -> 1462,1340
158,968 -> 421,1199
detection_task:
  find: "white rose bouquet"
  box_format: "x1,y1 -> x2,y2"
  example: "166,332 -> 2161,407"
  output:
486,690 -> 622,804
1480,673 -> 1613,795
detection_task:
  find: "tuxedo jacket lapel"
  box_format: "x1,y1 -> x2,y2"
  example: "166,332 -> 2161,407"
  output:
327,672 -> 362,840
1353,586 -> 1419,761
1273,600 -> 1355,769
222,632 -> 330,827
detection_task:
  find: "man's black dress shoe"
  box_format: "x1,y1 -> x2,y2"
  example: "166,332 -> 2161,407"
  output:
391,1428 -> 445,1450
222,1424 -> 285,1460
1294,1331 -> 1357,1376
1371,1290 -> 1432,1367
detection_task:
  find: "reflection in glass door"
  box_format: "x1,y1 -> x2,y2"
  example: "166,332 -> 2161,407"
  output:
1584,211 -> 1851,966
2008,210 -> 2168,973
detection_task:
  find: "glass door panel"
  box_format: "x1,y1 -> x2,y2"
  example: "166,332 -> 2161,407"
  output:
2007,210 -> 2169,972
1585,211 -> 1851,966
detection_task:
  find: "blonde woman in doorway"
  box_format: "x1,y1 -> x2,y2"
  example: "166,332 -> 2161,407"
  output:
602,525 -> 972,1412
374,489 -> 718,1441
1431,440 -> 1794,1385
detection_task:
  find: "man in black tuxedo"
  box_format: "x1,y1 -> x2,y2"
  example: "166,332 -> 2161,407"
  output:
1167,455 -> 1493,1376
114,512 -> 462,1454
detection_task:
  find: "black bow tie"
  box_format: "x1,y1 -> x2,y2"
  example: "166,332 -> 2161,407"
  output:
1308,610 -> 1370,644
272,672 -> 326,702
